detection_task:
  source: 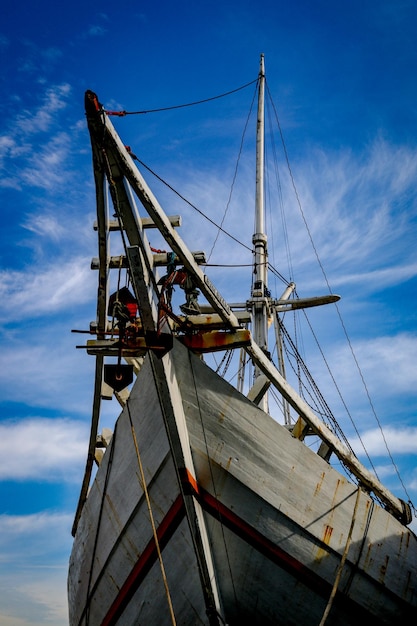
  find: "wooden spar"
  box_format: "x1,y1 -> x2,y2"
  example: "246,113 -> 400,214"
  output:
273,293 -> 341,311
93,215 -> 182,231
72,143 -> 109,536
245,338 -> 411,524
90,251 -> 206,269
146,352 -> 225,626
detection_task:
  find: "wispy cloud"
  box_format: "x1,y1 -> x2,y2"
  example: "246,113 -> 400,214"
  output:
0,258 -> 94,321
0,569 -> 69,626
80,15 -> 110,40
0,336 -> 94,415
351,426 -> 417,456
21,213 -> 66,240
168,136 -> 417,292
277,139 -> 417,280
15,84 -> 71,135
19,132 -> 73,190
0,419 -> 87,482
87,25 -> 107,37
0,511 -> 72,544
328,333 -> 417,399
16,39 -> 63,78
329,262 -> 417,291
0,83 -> 75,194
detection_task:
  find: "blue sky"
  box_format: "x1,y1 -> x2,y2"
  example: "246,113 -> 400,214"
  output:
1,1 -> 417,624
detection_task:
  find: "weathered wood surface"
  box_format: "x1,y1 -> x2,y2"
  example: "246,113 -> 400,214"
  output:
69,340 -> 417,626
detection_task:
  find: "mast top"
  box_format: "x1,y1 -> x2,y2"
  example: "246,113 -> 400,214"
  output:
259,53 -> 265,77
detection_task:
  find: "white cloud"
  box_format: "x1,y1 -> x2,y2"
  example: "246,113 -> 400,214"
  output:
0,83 -> 77,193
21,213 -> 65,239
0,511 -> 72,542
351,426 -> 417,457
161,136 -> 417,310
19,572 -> 69,626
20,131 -> 72,190
0,135 -> 16,155
15,84 -> 71,135
0,251 -> 100,417
272,139 -> 417,284
0,576 -> 68,626
88,25 -> 107,37
330,262 -> 417,291
0,419 -> 87,482
0,257 -> 94,321
282,326 -> 417,424
347,333 -> 417,396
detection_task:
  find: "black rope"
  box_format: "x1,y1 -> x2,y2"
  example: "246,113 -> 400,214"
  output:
105,78 -> 258,116
135,156 -> 253,252
207,79 -> 258,262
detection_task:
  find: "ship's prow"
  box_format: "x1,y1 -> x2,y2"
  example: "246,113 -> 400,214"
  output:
69,339 -> 417,625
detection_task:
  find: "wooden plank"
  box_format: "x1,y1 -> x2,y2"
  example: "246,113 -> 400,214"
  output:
93,215 -> 182,231
90,251 -> 206,269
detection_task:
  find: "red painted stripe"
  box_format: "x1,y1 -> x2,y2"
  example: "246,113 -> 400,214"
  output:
180,467 -> 328,595
101,493 -> 185,626
101,468 -> 330,626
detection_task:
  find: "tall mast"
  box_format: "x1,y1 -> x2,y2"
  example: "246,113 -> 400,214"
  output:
252,54 -> 269,411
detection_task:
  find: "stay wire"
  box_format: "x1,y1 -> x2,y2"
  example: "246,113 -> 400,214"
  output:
296,303 -> 377,474
135,156 -> 253,253
207,78 -> 258,262
105,79 -> 258,116
264,88 -> 294,284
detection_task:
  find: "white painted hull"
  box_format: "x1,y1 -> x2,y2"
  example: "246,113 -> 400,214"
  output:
68,339 -> 417,625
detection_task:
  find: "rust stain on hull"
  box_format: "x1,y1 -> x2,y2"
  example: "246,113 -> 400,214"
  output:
315,524 -> 334,562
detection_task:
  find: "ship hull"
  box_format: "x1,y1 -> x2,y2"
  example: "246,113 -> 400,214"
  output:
68,339 -> 417,625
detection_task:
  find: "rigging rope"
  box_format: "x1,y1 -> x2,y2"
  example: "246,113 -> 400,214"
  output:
135,156 -> 253,253
278,314 -> 354,451
297,302 -> 379,476
264,90 -> 295,290
318,486 -> 361,626
105,79 -> 258,116
126,401 -> 177,626
207,79 -> 258,262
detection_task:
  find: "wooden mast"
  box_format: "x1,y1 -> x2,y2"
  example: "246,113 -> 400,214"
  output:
252,53 -> 269,412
